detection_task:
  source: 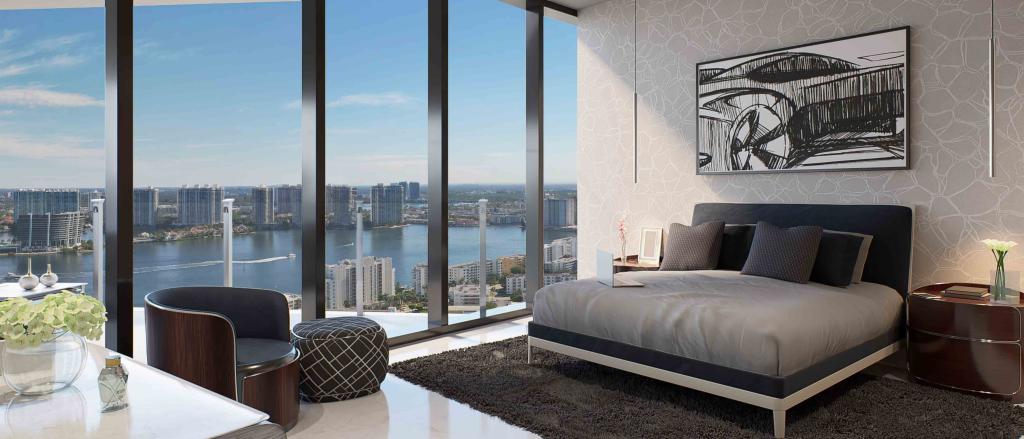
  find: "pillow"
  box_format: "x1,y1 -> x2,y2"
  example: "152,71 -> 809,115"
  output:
809,232 -> 865,287
717,224 -> 755,271
741,221 -> 823,283
824,230 -> 873,283
659,221 -> 725,271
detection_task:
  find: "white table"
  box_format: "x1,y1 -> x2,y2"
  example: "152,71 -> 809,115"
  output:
0,342 -> 268,438
0,282 -> 87,300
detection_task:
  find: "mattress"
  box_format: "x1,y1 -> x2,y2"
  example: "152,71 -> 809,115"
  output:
532,270 -> 903,377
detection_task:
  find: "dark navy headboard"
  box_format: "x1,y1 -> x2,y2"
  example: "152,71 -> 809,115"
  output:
693,203 -> 914,296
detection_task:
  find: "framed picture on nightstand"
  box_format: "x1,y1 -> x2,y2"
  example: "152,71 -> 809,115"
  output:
639,228 -> 663,265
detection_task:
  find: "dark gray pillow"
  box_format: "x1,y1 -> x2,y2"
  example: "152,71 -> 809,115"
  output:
809,231 -> 865,287
741,221 -> 823,283
717,224 -> 755,271
659,221 -> 725,271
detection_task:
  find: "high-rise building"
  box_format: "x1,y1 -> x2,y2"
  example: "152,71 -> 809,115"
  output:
327,185 -> 356,227
15,212 -> 84,251
133,187 -> 159,227
544,236 -> 577,262
176,184 -> 224,225
370,183 -> 404,226
328,256 -> 395,308
272,184 -> 302,224
407,181 -> 420,201
505,272 -> 575,294
251,186 -> 274,226
412,262 -> 428,296
497,255 -> 526,275
543,197 -> 577,227
13,189 -> 80,219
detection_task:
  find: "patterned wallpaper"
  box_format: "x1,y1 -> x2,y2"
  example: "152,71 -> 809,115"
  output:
577,0 -> 1024,290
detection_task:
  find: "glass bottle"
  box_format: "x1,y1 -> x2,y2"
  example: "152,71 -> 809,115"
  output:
98,354 -> 128,413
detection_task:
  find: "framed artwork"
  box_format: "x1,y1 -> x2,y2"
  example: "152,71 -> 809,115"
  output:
696,26 -> 909,174
638,228 -> 663,265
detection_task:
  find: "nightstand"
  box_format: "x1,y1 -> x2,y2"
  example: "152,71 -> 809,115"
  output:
612,255 -> 659,274
907,283 -> 1024,403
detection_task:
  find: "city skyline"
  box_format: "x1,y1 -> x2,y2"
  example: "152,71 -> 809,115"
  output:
0,2 -> 577,188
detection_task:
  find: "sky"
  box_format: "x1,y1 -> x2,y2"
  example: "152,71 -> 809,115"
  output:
0,1 -> 577,188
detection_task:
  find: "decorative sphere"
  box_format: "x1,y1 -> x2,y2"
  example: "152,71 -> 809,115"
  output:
19,274 -> 39,291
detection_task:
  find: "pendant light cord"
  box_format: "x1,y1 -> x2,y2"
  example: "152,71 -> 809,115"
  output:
989,0 -> 995,178
633,0 -> 638,184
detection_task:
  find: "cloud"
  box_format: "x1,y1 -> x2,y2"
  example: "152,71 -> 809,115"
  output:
0,30 -> 18,46
0,87 -> 103,107
134,40 -> 200,60
0,32 -> 92,78
0,110 -> 14,116
0,134 -> 102,160
284,100 -> 300,110
329,92 -> 414,108
34,33 -> 90,51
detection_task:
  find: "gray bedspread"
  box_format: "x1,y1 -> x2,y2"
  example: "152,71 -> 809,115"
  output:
532,270 -> 902,377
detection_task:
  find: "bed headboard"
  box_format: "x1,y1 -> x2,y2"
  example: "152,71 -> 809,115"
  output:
692,203 -> 914,296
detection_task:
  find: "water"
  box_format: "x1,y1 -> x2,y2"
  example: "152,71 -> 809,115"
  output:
0,225 -> 575,306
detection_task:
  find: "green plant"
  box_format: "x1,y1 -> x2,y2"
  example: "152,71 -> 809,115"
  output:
0,291 -> 106,349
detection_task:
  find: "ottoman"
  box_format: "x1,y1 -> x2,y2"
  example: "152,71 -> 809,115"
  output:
291,317 -> 389,402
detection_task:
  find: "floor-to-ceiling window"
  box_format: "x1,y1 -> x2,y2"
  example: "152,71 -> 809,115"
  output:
324,1 -> 429,338
2,1 -> 578,351
133,2 -> 301,358
543,15 -> 578,287
448,0 -> 527,323
0,7 -> 104,298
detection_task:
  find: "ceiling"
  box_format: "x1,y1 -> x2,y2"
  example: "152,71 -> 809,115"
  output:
0,0 -> 294,9
0,0 -> 610,11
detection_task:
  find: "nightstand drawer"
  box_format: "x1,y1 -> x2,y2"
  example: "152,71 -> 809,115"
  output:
909,330 -> 1022,395
909,294 -> 1021,341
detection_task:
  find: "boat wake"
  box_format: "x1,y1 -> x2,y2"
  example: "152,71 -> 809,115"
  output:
134,256 -> 291,274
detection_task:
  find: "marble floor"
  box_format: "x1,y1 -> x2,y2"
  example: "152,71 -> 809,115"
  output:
288,316 -> 538,439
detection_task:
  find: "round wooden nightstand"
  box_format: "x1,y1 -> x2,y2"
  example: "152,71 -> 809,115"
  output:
907,283 -> 1024,402
612,255 -> 660,274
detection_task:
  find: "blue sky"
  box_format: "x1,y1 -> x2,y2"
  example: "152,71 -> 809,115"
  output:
0,1 -> 576,188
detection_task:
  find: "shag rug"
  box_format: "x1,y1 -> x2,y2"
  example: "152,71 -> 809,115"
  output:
390,336 -> 1024,438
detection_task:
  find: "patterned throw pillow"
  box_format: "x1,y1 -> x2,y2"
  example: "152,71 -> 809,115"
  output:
741,221 -> 823,283
659,221 -> 725,271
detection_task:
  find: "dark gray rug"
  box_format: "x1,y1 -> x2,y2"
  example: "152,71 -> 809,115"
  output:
390,336 -> 1024,438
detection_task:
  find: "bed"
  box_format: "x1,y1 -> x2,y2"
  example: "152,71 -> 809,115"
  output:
527,203 -> 914,438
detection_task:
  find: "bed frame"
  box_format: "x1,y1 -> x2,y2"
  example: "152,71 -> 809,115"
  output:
527,203 -> 914,438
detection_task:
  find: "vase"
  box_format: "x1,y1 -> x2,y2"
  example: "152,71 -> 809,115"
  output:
18,259 -> 38,291
991,268 -> 1021,304
2,330 -> 87,396
39,264 -> 58,288
621,242 -> 628,263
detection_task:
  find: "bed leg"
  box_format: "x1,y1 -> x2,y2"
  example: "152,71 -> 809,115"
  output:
527,338 -> 532,364
773,410 -> 786,438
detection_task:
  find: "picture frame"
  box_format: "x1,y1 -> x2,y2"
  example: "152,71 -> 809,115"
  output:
696,26 -> 910,175
638,228 -> 663,265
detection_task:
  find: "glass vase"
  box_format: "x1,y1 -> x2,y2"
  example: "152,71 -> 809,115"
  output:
990,268 -> 1021,304
2,330 -> 87,396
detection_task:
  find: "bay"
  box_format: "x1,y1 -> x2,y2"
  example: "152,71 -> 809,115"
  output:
0,225 -> 576,306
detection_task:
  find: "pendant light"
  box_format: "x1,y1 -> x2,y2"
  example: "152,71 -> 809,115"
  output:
632,0 -> 638,184
989,0 -> 996,178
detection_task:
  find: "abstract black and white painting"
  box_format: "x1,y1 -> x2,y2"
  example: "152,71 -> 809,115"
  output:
697,27 -> 909,174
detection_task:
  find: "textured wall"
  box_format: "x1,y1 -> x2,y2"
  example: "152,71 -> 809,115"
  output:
577,0 -> 1024,290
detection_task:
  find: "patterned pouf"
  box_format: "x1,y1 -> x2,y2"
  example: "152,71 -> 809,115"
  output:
291,317 -> 389,402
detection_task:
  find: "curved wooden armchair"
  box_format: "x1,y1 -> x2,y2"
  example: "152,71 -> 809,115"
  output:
145,287 -> 300,430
